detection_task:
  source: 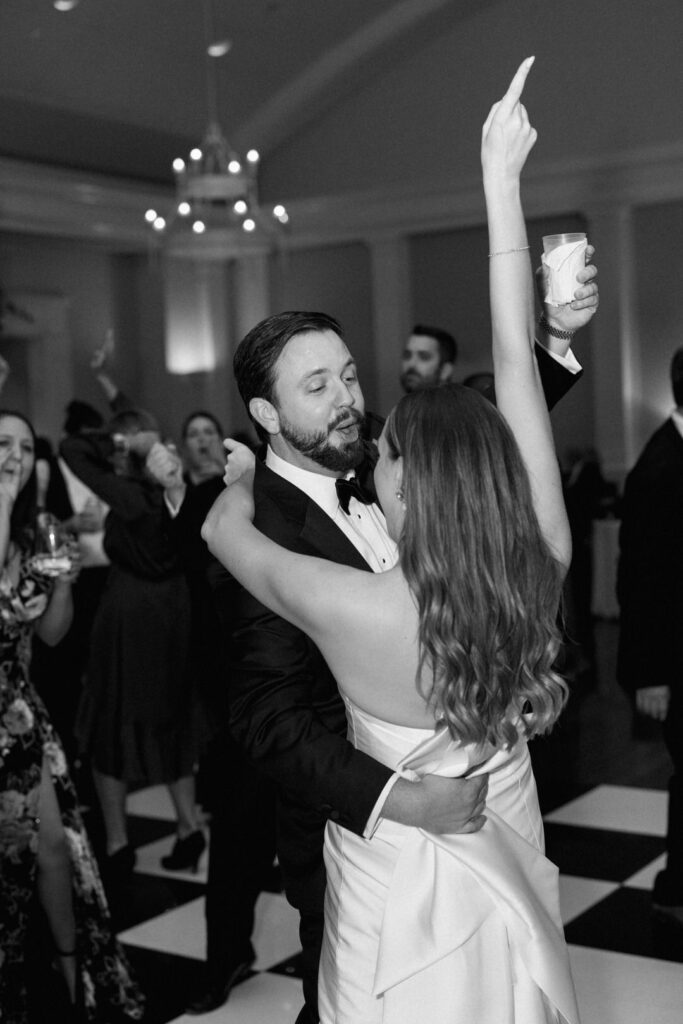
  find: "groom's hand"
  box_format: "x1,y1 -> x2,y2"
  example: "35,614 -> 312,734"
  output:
383,774 -> 488,834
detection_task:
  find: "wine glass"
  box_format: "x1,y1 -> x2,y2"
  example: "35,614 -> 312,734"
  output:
32,512 -> 73,578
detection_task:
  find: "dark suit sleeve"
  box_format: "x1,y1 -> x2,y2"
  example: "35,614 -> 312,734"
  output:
617,442 -> 682,694
208,533 -> 393,838
534,342 -> 583,411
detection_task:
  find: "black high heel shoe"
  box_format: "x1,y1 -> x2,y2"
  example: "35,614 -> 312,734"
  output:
103,843 -> 137,886
161,829 -> 206,872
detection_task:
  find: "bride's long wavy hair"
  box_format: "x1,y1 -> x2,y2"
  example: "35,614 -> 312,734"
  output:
384,383 -> 567,748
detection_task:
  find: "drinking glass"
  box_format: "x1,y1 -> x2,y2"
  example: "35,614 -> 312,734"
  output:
32,512 -> 73,577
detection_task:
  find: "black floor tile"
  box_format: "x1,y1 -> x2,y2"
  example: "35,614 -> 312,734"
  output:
544,822 -> 665,881
123,946 -> 205,1024
127,814 -> 177,849
109,874 -> 205,932
565,886 -> 683,962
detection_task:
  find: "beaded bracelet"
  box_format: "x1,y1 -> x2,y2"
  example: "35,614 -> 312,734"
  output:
487,245 -> 530,258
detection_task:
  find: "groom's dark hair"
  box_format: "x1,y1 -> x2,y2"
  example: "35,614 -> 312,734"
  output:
234,311 -> 343,440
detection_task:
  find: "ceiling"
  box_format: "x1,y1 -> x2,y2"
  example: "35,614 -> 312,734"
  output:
0,0 -> 481,185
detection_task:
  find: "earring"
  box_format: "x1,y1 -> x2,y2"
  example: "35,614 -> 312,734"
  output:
395,488 -> 405,503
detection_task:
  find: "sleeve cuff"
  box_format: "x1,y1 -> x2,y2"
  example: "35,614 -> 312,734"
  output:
163,491 -> 184,518
363,772 -> 401,839
537,342 -> 582,375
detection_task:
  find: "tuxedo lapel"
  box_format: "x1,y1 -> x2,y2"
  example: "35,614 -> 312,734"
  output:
300,501 -> 373,572
254,455 -> 374,572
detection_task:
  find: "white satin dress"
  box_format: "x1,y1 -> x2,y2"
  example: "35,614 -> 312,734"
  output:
318,698 -> 580,1024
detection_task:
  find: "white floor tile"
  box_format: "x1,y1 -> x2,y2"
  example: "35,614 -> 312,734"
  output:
118,891 -> 300,972
134,832 -> 208,884
545,785 -> 667,836
126,784 -> 177,821
623,853 -> 667,890
558,875 -> 619,924
167,971 -> 302,1023
570,944 -> 683,1024
118,897 -> 205,960
251,892 -> 302,971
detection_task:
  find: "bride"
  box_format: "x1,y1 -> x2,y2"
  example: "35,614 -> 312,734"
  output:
203,58 -> 580,1024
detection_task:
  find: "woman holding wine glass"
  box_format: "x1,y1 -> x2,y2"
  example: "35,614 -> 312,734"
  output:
0,410 -> 143,1022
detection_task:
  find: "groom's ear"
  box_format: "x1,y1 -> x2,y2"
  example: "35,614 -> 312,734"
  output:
249,397 -> 280,437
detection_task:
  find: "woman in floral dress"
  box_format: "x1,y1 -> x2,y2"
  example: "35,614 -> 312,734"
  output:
0,410 -> 144,1022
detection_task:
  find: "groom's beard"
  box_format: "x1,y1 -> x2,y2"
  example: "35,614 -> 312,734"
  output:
279,409 -> 366,472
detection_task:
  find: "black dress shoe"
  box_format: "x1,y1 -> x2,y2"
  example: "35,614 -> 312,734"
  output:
161,830 -> 206,872
185,961 -> 253,1015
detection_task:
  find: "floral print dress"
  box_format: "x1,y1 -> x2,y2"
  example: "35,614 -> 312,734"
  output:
0,555 -> 144,1022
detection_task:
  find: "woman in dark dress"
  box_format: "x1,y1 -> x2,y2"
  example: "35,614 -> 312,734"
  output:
0,409 -> 143,1023
60,407 -> 204,878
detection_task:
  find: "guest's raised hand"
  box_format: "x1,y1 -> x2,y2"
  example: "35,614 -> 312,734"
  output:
146,441 -> 184,490
481,56 -> 537,183
223,437 -> 256,487
0,450 -> 22,508
90,328 -> 115,372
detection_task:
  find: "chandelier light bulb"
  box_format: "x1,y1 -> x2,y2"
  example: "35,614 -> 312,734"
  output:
207,39 -> 232,58
246,150 -> 260,164
177,202 -> 191,216
273,205 -> 286,219
172,158 -> 186,173
190,148 -> 203,162
54,0 -> 79,10
192,220 -> 206,234
145,209 -> 158,223
228,160 -> 242,174
153,217 -> 166,231
243,218 -> 256,233
233,200 -> 248,215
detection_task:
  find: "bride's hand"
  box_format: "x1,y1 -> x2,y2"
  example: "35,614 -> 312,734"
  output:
223,437 -> 256,486
481,56 -> 537,185
201,441 -> 256,547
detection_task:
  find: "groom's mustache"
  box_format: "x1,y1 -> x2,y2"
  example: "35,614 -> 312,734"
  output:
328,409 -> 364,433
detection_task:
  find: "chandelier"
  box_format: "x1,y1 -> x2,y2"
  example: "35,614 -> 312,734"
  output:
145,1 -> 288,252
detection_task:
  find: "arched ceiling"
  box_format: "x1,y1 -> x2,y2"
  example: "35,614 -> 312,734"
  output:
0,0 -> 493,184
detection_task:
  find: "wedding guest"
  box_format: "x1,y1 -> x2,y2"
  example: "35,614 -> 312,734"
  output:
60,407 -> 203,883
146,435 -> 279,1016
617,347 -> 683,927
0,409 -> 143,1022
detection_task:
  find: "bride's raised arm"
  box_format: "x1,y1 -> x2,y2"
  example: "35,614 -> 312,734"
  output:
481,58 -> 571,570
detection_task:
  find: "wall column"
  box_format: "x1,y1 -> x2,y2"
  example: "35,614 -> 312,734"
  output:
367,234 -> 411,417
585,204 -> 638,481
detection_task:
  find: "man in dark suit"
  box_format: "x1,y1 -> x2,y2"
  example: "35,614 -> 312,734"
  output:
617,347 -> 683,927
209,278 -> 598,1021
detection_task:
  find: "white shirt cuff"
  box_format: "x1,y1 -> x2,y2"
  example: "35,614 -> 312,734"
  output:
363,772 -> 401,839
163,491 -> 184,518
538,342 -> 582,375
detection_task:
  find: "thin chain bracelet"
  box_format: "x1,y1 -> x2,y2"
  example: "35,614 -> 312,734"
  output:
487,245 -> 530,258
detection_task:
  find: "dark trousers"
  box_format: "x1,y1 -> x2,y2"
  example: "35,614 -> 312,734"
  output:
660,695 -> 683,900
203,736 -> 278,982
294,911 -> 324,1024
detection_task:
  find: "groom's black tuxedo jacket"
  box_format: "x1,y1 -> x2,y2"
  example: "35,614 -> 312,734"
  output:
210,458 -> 389,914
209,345 -> 579,915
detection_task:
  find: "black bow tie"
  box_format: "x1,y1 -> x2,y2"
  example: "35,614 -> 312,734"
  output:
335,475 -> 374,514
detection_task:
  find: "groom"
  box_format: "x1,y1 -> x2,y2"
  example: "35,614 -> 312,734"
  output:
210,290 -> 597,1022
